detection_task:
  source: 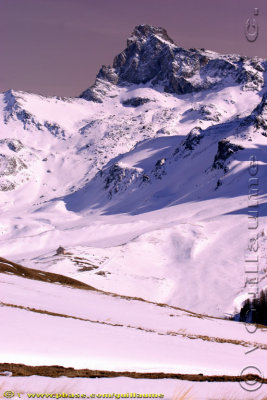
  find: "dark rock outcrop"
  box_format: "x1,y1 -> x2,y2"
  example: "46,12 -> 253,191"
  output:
80,24 -> 265,102
238,93 -> 267,136
212,140 -> 244,172
122,97 -> 151,107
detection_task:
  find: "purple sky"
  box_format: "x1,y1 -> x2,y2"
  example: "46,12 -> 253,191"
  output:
1,0 -> 266,97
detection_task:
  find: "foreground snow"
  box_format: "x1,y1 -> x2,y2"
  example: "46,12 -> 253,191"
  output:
0,269 -> 266,377
0,376 -> 266,400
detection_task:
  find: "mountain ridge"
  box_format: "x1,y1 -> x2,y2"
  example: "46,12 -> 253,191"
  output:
80,24 -> 266,103
0,24 -> 267,318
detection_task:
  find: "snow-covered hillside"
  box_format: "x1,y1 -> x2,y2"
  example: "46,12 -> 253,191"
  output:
0,24 -> 267,396
0,257 -> 266,399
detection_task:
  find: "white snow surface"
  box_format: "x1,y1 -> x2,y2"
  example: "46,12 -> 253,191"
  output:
0,84 -> 266,316
0,61 -> 267,388
0,271 -> 266,380
0,376 -> 266,400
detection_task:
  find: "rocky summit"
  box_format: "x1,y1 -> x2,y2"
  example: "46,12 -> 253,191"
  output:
80,24 -> 265,102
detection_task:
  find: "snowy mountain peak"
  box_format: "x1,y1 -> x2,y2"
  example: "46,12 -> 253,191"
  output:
126,24 -> 175,46
1,24 -> 267,324
80,25 -> 266,103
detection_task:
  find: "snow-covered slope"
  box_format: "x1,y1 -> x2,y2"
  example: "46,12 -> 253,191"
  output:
0,257 -> 266,378
0,25 -> 267,399
0,25 -> 267,392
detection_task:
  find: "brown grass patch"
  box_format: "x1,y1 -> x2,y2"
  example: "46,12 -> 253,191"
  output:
1,256 -> 266,333
165,331 -> 267,350
2,301 -> 266,351
0,363 -> 266,382
0,257 -> 213,317
0,257 -> 96,291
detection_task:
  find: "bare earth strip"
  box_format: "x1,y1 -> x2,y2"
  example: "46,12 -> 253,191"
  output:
0,363 -> 266,382
0,257 -> 218,318
1,302 -> 266,351
2,257 -> 267,330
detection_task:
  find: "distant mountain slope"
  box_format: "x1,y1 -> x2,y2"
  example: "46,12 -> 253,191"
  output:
0,24 -> 267,319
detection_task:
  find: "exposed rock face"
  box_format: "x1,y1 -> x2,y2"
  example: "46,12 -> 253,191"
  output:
212,140 -> 244,172
102,162 -> 144,198
238,93 -> 267,136
173,127 -> 204,157
152,158 -> 167,180
80,24 -> 265,102
0,139 -> 24,153
44,121 -> 66,138
183,127 -> 205,152
122,97 -> 151,107
3,90 -> 66,138
199,105 -> 221,122
0,136 -> 38,192
4,90 -> 41,129
251,93 -> 267,134
0,181 -> 15,191
0,153 -> 28,192
0,154 -> 27,176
